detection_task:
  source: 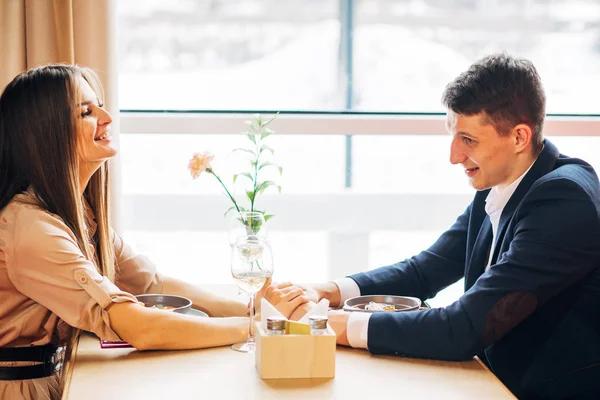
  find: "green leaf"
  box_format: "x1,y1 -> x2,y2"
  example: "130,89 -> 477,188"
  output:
260,128 -> 274,140
276,185 -> 282,193
256,180 -> 277,194
246,134 -> 256,144
223,206 -> 236,217
254,114 -> 263,127
246,190 -> 256,203
258,161 -> 279,171
263,214 -> 275,222
260,144 -> 275,155
278,167 -> 283,176
233,172 -> 253,184
263,112 -> 279,126
245,122 -> 257,134
232,148 -> 256,157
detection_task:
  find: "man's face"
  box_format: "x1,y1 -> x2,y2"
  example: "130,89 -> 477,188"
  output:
447,111 -> 518,191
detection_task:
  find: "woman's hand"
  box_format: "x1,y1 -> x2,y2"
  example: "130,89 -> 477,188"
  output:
253,277 -> 272,315
262,281 -> 309,319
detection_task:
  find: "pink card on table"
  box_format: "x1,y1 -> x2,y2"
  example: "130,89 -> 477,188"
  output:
99,339 -> 133,349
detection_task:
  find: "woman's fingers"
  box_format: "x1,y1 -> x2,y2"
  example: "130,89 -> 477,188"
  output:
273,285 -> 302,297
287,294 -> 309,309
260,278 -> 273,294
280,287 -> 305,301
272,281 -> 293,289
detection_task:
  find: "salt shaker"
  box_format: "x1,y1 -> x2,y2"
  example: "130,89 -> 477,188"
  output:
309,315 -> 328,335
266,316 -> 287,335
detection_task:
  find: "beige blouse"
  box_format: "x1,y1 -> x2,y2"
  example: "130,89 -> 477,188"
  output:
0,194 -> 164,399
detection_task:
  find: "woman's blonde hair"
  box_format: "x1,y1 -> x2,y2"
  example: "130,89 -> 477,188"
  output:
0,64 -> 115,280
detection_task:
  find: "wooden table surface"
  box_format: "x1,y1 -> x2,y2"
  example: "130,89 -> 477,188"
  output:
63,331 -> 515,399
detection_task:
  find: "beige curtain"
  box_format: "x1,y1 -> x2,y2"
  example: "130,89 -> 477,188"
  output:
0,0 -> 122,231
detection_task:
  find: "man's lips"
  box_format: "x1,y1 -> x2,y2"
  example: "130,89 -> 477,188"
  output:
465,167 -> 479,177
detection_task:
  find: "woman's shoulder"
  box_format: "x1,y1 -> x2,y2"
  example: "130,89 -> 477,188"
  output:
1,193 -> 72,240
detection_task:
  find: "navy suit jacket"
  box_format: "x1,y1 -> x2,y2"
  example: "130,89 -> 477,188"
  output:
350,140 -> 600,399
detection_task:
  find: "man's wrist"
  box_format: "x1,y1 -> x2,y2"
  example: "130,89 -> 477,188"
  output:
319,281 -> 342,308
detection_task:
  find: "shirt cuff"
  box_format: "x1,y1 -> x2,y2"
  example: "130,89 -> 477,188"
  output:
346,312 -> 370,349
333,278 -> 361,308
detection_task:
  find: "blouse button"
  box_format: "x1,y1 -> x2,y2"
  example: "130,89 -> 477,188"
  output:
79,276 -> 88,284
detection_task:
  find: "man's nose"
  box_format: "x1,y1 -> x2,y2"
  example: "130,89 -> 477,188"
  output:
449,137 -> 466,165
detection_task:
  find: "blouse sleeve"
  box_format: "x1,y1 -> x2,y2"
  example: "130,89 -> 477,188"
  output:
5,208 -> 138,341
113,231 -> 164,296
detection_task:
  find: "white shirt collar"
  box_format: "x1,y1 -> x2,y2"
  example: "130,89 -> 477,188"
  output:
485,160 -> 536,217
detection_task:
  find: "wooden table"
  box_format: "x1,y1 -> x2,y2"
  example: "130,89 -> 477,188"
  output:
63,332 -> 515,399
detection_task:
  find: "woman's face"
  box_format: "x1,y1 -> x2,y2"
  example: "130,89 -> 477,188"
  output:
76,76 -> 116,167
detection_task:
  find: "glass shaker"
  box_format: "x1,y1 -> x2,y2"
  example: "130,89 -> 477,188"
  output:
309,315 -> 328,335
266,316 -> 287,335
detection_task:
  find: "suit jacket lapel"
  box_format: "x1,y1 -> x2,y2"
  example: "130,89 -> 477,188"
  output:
465,216 -> 492,290
489,139 -> 561,264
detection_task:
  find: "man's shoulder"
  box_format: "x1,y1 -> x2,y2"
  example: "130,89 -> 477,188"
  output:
511,156 -> 600,221
535,156 -> 600,199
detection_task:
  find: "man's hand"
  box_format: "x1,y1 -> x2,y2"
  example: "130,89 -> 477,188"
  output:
299,282 -> 342,308
327,309 -> 351,347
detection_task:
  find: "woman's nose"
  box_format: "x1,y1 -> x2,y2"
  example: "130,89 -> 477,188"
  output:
97,106 -> 113,126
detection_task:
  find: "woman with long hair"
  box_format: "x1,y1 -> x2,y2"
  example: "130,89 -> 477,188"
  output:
0,65 -> 307,399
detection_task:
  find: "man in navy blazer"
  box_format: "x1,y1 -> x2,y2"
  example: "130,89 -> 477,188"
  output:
302,54 -> 600,399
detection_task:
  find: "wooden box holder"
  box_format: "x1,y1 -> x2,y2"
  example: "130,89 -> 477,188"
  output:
254,321 -> 336,379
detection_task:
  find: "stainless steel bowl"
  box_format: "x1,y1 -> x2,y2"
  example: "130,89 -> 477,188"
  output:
343,295 -> 421,313
135,294 -> 193,314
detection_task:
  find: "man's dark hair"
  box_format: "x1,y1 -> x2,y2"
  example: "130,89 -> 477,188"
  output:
441,53 -> 546,152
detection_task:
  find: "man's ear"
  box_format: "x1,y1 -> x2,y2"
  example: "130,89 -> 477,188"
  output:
512,124 -> 532,153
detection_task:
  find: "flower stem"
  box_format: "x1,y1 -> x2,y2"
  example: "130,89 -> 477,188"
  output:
210,170 -> 241,213
252,142 -> 259,212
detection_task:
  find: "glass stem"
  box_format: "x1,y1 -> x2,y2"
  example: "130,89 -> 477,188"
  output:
248,293 -> 255,344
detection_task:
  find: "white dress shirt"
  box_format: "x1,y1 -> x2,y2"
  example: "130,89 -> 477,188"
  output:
339,160 -> 537,349
483,164 -> 533,270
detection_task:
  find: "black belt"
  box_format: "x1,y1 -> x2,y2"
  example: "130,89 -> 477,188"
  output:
0,344 -> 60,380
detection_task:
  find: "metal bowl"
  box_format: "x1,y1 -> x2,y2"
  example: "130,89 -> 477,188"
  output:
343,295 -> 421,313
135,294 -> 192,314
184,308 -> 209,318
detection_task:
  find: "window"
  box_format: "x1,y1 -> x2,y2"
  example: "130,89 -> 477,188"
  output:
118,0 -> 340,110
117,0 -> 600,307
119,0 -> 600,112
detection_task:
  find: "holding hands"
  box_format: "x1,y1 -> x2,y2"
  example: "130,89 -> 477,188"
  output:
255,280 -> 310,319
255,280 -> 351,347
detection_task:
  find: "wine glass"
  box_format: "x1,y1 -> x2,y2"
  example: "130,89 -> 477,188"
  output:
230,236 -> 273,353
228,211 -> 267,247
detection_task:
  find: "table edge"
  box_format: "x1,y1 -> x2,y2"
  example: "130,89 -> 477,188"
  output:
474,356 -> 516,399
